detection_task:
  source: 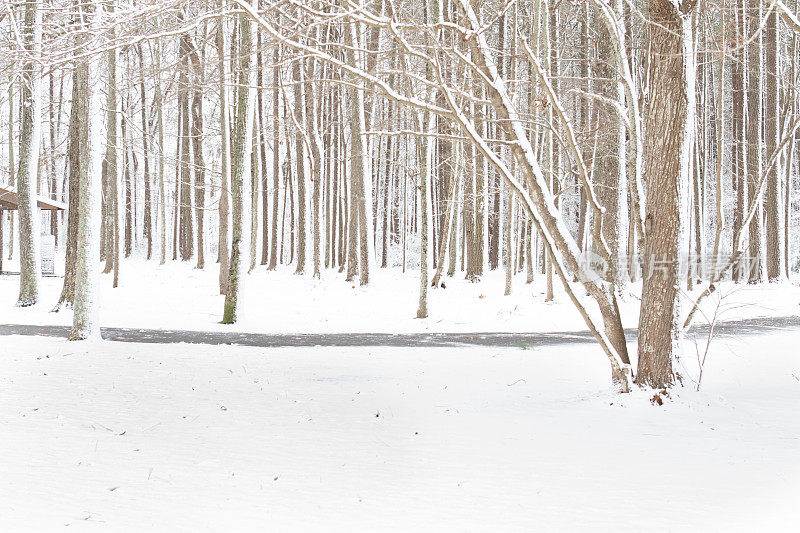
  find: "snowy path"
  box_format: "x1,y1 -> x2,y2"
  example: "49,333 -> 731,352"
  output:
2,314 -> 800,348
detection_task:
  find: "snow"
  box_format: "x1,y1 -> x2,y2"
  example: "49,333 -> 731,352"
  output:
2,257 -> 800,336
1,330 -> 798,530
1,259 -> 799,529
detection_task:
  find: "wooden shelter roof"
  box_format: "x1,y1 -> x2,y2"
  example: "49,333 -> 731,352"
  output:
0,184 -> 67,211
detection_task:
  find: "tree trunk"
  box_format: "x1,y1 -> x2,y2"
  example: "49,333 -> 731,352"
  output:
48,72 -> 58,246
464,137 -> 479,280
55,21 -> 86,310
306,56 -> 323,279
103,30 -> 119,286
217,7 -> 230,292
178,29 -> 194,262
345,20 -> 373,285
258,31 -> 270,267
138,44 -> 153,260
292,57 -> 307,274
431,165 -> 460,288
504,186 -> 514,295
732,0 -> 746,281
122,110 -> 132,258
7,76 -> 15,263
594,3 -> 628,287
222,2 -> 256,324
636,0 -> 695,388
764,6 -> 782,280
746,0 -> 763,283
16,0 -> 43,308
268,42 -> 280,270
70,0 -> 105,340
156,41 -> 167,266
417,112 -> 435,318
188,34 -> 206,269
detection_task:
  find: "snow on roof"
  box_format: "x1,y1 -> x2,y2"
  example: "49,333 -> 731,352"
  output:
0,183 -> 67,211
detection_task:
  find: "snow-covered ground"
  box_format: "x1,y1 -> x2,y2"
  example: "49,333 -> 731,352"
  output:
2,259 -> 799,530
2,257 -> 800,334
2,331 -> 799,531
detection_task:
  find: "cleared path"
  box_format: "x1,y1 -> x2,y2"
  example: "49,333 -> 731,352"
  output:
2,315 -> 799,348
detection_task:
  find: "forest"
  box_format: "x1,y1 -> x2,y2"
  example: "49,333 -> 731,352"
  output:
1,0 -> 799,528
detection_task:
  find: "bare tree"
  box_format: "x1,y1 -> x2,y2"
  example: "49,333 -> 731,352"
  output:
70,0 -> 106,340
222,0 -> 256,324
15,0 -> 43,308
636,0 -> 697,388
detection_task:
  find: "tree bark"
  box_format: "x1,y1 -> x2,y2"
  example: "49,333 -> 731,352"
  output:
268,43 -> 280,270
156,41 -> 167,266
217,6 -> 230,292
345,20 -> 372,285
55,14 -> 86,310
222,1 -> 256,324
178,27 -> 194,262
636,0 -> 695,388
138,44 -> 153,260
417,112 -> 435,318
188,33 -> 206,269
746,0 -> 763,283
764,6 -> 782,280
732,0 -> 746,281
292,56 -> 307,274
594,3 -> 628,287
257,30 -> 270,267
70,0 -> 106,340
16,0 -> 43,308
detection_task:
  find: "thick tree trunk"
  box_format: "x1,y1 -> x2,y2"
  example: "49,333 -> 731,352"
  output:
345,21 -> 373,286
55,31 -> 86,310
594,5 -> 628,287
16,0 -> 43,308
764,7 -> 782,280
70,0 -> 105,340
636,0 -> 695,388
745,0 -> 763,283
